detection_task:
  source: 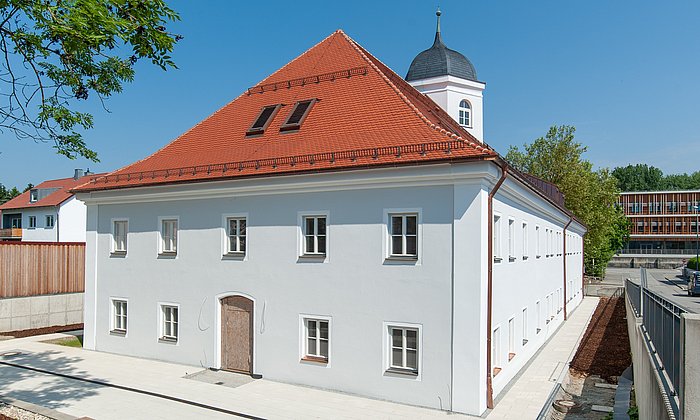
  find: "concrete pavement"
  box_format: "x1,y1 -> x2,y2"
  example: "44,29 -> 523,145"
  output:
607,267 -> 700,313
0,298 -> 599,419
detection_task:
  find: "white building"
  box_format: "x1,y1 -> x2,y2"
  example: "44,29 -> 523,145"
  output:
0,170 -> 100,242
75,18 -> 585,416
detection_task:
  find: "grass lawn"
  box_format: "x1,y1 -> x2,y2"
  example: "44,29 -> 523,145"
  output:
41,335 -> 83,348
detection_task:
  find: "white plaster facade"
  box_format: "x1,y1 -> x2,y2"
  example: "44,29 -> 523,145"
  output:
408,75 -> 486,141
78,161 -> 584,416
12,197 -> 87,242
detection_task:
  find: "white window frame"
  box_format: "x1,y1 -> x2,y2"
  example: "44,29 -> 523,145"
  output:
536,225 -> 541,258
522,307 -> 528,344
29,189 -> 38,203
536,300 -> 541,333
383,208 -> 422,263
111,218 -> 129,254
297,210 -> 329,260
522,222 -> 529,259
110,298 -> 128,335
45,214 -> 55,228
158,216 -> 179,256
458,99 -> 472,128
492,326 -> 501,369
302,215 -> 327,255
28,216 -> 36,229
299,314 -> 331,365
508,218 -> 515,261
493,213 -> 502,262
222,213 -> 248,257
384,321 -> 422,378
508,317 -> 515,361
159,303 -> 179,343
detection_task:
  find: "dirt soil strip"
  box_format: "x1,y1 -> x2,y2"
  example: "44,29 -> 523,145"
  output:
0,324 -> 84,338
569,297 -> 631,382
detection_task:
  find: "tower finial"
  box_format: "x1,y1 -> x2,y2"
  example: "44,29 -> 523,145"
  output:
436,7 -> 442,34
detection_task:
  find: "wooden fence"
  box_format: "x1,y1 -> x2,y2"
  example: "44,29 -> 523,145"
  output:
0,242 -> 85,298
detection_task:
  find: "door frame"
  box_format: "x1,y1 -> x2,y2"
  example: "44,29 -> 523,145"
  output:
215,292 -> 257,375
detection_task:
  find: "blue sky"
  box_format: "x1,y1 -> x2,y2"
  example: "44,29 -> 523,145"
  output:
1,0 -> 699,188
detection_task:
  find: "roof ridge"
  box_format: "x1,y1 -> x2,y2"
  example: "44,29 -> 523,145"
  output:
338,31 -> 490,154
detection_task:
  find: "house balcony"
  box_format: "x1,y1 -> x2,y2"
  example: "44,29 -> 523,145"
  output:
0,228 -> 22,240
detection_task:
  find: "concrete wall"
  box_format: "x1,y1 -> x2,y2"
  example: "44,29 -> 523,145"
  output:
0,292 -> 83,332
680,313 -> 700,419
624,295 -> 673,420
609,256 -> 686,269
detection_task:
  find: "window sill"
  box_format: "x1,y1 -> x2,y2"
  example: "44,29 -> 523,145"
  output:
385,367 -> 418,377
523,255 -> 529,260
386,255 -> 418,261
508,256 -> 516,262
508,352 -> 516,362
158,252 -> 177,259
493,367 -> 502,377
222,252 -> 246,260
536,328 -> 541,334
110,330 -> 126,337
522,339 -> 529,345
299,253 -> 326,259
536,255 -> 541,259
494,257 -> 503,263
159,337 -> 178,344
301,356 -> 328,364
110,251 -> 127,258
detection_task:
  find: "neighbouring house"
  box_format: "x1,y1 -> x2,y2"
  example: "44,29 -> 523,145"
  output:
0,169 -> 103,242
74,15 -> 586,416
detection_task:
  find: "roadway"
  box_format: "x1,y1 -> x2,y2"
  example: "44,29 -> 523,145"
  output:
605,267 -> 700,313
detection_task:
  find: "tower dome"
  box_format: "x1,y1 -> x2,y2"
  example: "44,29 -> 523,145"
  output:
405,9 -> 478,82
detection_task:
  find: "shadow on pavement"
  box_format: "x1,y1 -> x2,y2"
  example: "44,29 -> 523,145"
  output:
0,350 -> 101,409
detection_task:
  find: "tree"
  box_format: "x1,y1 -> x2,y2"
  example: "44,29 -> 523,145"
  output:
0,182 -> 21,203
22,183 -> 33,192
506,125 -> 629,277
0,1 -> 181,161
611,164 -> 664,192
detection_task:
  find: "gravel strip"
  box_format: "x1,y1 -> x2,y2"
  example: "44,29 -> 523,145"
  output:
0,403 -> 51,420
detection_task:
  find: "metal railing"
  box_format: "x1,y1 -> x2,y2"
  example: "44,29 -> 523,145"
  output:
626,279 -> 641,316
618,248 -> 699,255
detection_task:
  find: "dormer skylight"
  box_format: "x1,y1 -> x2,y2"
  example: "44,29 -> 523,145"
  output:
246,104 -> 282,136
29,189 -> 38,203
280,99 -> 316,132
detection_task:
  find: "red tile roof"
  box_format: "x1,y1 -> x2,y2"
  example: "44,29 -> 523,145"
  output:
74,30 -> 496,193
0,174 -> 107,211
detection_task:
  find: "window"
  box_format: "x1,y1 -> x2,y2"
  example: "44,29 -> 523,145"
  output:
303,216 -> 326,255
280,99 -> 316,132
388,326 -> 419,373
246,104 -> 281,136
28,216 -> 36,229
111,299 -> 127,334
493,215 -> 502,262
508,318 -> 515,361
536,301 -> 541,333
508,218 -> 515,261
45,215 -> 54,228
389,214 -> 417,258
522,222 -> 529,259
29,189 -> 38,202
492,327 -> 501,371
226,217 -> 246,254
536,226 -> 541,258
113,220 -> 128,253
522,308 -> 528,344
160,218 -> 178,254
303,318 -> 329,362
160,305 -> 179,341
458,99 -> 471,127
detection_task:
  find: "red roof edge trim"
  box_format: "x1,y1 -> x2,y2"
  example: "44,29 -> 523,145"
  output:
77,140 -> 481,190
339,31 -> 492,155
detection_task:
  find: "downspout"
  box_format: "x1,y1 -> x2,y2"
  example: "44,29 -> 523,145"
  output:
486,161 -> 507,409
55,206 -> 60,242
562,216 -> 572,320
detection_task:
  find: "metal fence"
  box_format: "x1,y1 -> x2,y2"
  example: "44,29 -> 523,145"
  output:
625,269 -> 687,414
619,248 -> 699,255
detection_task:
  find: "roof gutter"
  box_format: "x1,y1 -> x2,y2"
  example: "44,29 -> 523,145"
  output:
562,216 -> 573,320
486,160 -> 507,409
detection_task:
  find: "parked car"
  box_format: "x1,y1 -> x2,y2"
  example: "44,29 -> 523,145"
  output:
688,272 -> 700,297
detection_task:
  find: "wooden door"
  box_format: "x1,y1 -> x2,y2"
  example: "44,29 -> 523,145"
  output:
221,296 -> 254,373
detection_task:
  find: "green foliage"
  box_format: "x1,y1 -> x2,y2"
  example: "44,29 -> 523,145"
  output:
0,182 -> 21,204
688,257 -> 700,271
612,164 -> 700,192
0,1 -> 181,160
506,125 -> 629,277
